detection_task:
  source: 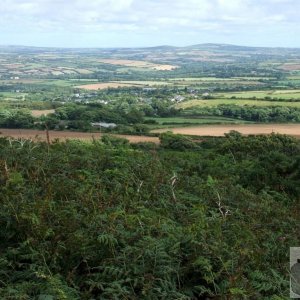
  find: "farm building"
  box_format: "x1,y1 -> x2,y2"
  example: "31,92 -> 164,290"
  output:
91,122 -> 117,129
171,95 -> 185,102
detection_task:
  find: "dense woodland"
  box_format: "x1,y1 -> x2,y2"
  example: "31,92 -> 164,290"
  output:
0,133 -> 299,299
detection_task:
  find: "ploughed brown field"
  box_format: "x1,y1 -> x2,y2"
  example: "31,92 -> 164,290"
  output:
279,63 -> 300,71
152,124 -> 300,137
0,129 -> 159,144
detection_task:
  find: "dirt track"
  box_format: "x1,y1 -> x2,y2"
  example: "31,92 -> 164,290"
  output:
152,124 -> 300,137
0,129 -> 159,144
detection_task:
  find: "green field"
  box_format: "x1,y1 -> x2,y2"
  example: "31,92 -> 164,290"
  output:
111,80 -> 172,86
178,98 -> 300,109
168,77 -> 236,82
166,78 -> 263,87
146,116 -> 250,128
216,89 -> 300,100
0,91 -> 27,100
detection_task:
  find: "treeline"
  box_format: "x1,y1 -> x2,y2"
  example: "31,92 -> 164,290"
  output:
45,104 -> 144,129
0,105 -> 145,131
0,109 -> 35,128
0,133 -> 299,299
0,100 -> 181,132
185,104 -> 300,122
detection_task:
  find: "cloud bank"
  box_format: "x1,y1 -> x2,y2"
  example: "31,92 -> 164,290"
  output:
0,0 -> 299,47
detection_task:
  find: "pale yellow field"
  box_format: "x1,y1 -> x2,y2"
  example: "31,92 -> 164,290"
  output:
75,82 -> 139,90
153,124 -> 300,137
76,69 -> 94,74
51,71 -> 64,76
31,110 -> 55,117
111,80 -> 171,86
98,59 -> 177,70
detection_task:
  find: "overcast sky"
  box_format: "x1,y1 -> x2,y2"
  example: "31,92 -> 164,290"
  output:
0,0 -> 299,48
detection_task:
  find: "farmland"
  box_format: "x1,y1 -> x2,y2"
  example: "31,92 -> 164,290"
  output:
0,128 -> 159,143
279,62 -> 300,71
153,123 -> 300,137
96,59 -> 177,70
3,123 -> 300,143
177,98 -> 300,109
3,44 -> 300,132
215,89 -> 300,100
75,82 -> 140,90
75,80 -> 174,90
146,116 -> 251,128
30,109 -> 55,117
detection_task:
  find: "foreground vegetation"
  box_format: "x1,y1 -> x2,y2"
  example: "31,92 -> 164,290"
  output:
0,133 -> 299,299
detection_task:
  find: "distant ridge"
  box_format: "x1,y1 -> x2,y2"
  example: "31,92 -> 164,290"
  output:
0,43 -> 300,51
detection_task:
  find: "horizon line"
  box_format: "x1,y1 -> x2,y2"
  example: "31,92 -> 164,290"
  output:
1,43 -> 300,50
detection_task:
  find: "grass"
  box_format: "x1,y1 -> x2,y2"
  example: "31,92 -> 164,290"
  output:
168,77 -> 236,82
287,76 -> 300,80
177,99 -> 300,109
167,77 -> 267,84
215,90 -> 300,100
0,92 -> 27,101
145,116 -> 250,129
111,80 -> 172,86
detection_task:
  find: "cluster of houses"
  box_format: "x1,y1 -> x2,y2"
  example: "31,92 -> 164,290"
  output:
171,95 -> 185,103
73,93 -> 110,105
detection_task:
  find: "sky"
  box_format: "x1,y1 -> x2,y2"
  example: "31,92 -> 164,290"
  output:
0,0 -> 299,48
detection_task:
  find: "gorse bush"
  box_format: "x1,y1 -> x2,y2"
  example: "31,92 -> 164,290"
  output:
0,134 -> 299,299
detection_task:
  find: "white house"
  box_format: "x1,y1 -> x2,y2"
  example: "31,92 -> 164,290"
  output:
91,122 -> 117,129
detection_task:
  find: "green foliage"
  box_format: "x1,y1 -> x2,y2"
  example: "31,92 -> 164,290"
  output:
159,132 -> 200,150
0,134 -> 299,299
185,104 -> 300,122
0,109 -> 35,128
101,134 -> 130,147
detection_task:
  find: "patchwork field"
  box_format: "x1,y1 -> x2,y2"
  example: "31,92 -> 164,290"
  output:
75,80 -> 174,90
0,62 -> 95,77
97,59 -> 177,70
153,124 -> 300,137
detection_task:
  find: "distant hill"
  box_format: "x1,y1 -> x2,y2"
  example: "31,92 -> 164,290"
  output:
1,43 -> 300,63
1,43 -> 300,52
